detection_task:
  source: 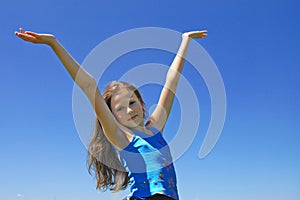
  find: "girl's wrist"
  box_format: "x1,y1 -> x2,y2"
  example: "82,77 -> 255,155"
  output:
182,33 -> 192,42
177,35 -> 191,58
180,34 -> 191,48
47,36 -> 58,47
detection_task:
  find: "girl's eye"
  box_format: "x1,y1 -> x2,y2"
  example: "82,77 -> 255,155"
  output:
129,101 -> 136,105
117,107 -> 124,112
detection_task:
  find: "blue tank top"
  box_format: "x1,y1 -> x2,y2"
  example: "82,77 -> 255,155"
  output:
118,127 -> 179,199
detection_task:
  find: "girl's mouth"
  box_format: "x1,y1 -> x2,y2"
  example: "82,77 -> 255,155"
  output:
129,115 -> 138,120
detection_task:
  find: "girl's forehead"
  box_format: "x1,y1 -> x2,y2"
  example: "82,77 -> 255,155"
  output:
112,88 -> 136,103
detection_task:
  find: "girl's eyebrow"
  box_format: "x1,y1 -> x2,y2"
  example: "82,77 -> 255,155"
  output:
114,97 -> 132,108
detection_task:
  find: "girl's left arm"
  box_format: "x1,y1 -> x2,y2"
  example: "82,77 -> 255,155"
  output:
147,30 -> 207,132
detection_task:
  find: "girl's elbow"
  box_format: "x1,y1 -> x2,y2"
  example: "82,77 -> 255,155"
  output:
80,78 -> 97,95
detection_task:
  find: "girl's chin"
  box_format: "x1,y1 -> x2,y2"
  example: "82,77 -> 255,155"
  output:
120,118 -> 144,129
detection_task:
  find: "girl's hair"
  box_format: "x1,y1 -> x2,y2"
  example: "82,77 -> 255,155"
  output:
87,81 -> 146,191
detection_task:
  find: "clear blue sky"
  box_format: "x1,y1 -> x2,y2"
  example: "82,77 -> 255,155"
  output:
1,0 -> 299,200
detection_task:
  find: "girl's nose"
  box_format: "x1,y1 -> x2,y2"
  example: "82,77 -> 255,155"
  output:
127,107 -> 134,114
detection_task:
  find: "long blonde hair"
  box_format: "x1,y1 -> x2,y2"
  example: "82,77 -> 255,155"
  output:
87,81 -> 146,191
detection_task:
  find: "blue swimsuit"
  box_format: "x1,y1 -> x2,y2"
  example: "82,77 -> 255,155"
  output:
118,127 -> 179,199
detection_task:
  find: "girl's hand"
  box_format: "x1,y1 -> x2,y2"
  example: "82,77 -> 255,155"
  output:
183,30 -> 208,39
15,28 -> 56,45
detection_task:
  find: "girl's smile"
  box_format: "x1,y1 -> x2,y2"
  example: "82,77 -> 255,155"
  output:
128,114 -> 138,121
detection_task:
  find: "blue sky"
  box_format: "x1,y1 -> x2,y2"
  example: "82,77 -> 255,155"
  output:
1,0 -> 299,200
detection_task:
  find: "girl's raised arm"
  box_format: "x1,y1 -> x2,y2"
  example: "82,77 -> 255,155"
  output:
147,30 -> 208,132
15,28 -> 129,149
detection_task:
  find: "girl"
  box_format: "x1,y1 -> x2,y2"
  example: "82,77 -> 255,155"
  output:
15,28 -> 207,200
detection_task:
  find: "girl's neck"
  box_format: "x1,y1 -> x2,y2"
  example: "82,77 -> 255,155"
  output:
132,125 -> 153,136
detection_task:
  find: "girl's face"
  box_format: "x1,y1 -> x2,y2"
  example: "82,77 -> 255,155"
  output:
111,88 -> 144,129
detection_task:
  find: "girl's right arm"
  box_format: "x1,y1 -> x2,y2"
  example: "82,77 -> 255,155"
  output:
15,28 -> 129,149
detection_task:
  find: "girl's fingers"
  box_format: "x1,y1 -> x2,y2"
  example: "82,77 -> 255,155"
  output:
183,30 -> 208,39
25,31 -> 40,40
16,32 -> 36,42
190,30 -> 207,34
18,34 -> 31,40
197,30 -> 208,34
15,28 -> 25,36
25,31 -> 38,36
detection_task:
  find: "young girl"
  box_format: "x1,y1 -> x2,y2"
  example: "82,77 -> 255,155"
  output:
15,28 -> 207,200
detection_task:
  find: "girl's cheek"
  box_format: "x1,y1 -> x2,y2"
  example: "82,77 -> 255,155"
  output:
117,113 -> 125,120
115,113 -> 121,119
113,112 -> 122,121
133,103 -> 141,111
